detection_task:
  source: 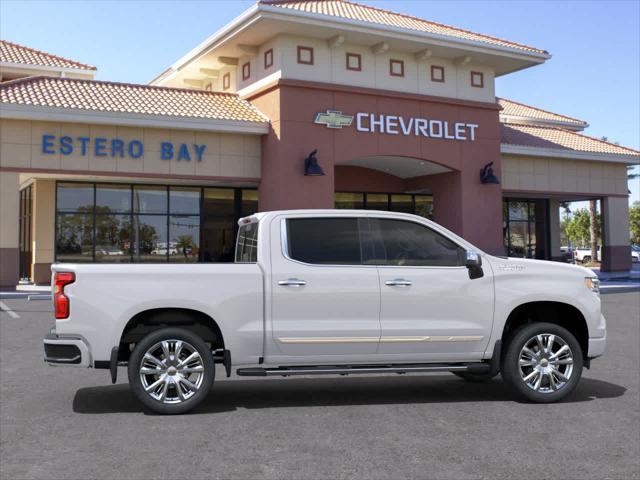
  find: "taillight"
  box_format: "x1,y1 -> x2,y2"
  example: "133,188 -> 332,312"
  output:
54,272 -> 75,319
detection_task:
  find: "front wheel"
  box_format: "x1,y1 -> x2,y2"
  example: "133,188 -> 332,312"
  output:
128,327 -> 215,414
501,323 -> 583,403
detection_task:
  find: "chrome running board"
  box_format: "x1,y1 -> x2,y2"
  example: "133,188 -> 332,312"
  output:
236,362 -> 490,377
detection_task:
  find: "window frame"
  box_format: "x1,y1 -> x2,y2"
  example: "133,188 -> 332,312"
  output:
430,65 -> 445,83
222,72 -> 231,90
389,59 -> 405,77
369,216 -> 467,269
264,48 -> 273,69
346,52 -> 362,72
297,46 -> 314,65
241,61 -> 251,81
470,71 -> 484,88
280,216 -> 374,267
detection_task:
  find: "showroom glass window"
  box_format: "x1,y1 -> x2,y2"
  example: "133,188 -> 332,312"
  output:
335,192 -> 433,219
55,182 -> 258,263
503,199 -> 549,260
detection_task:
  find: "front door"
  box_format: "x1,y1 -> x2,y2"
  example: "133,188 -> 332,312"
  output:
268,215 -> 381,362
371,217 -> 494,362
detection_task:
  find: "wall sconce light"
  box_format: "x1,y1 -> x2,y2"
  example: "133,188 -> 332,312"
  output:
480,161 -> 500,184
304,149 -> 325,176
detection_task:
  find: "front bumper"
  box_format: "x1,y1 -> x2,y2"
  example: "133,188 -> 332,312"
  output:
44,330 -> 91,367
588,333 -> 606,359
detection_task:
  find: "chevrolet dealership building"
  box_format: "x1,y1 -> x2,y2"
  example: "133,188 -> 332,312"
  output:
1,0 -> 638,287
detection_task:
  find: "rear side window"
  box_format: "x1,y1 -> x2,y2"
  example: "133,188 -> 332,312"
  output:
286,218 -> 366,265
374,219 -> 464,267
235,222 -> 258,263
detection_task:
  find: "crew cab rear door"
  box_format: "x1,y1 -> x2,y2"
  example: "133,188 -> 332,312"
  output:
371,215 -> 494,361
267,214 -> 381,362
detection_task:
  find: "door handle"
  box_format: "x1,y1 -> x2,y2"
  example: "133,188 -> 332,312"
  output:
385,279 -> 412,287
278,279 -> 307,287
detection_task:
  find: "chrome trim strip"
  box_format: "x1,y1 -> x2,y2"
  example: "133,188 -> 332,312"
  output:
278,337 -> 380,344
277,335 -> 483,344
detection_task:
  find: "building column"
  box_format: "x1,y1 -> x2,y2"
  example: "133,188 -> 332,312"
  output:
601,196 -> 631,272
407,169 -> 504,255
0,172 -> 20,287
548,199 -> 563,261
32,180 -> 56,284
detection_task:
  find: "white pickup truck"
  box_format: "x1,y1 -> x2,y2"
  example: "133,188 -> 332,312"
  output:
44,210 -> 606,414
574,247 -> 601,264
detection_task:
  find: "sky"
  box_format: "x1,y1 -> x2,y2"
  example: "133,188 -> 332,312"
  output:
1,0 -> 638,205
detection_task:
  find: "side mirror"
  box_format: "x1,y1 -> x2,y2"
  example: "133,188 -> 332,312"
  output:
465,250 -> 484,279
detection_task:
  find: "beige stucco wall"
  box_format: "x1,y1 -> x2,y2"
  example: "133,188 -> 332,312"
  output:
501,155 -> 628,195
0,171 -> 19,249
237,35 -> 495,102
0,119 -> 261,179
32,179 -> 55,265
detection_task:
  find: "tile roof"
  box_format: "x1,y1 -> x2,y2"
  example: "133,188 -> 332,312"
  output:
498,98 -> 587,127
0,76 -> 269,123
501,123 -> 639,157
260,0 -> 547,55
0,40 -> 96,71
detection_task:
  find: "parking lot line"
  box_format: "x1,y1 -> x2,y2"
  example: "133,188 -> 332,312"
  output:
0,300 -> 20,319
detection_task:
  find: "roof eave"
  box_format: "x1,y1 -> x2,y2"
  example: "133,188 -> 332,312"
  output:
148,3 -> 261,85
0,103 -> 270,134
0,61 -> 96,75
151,2 -> 550,85
501,143 -> 640,165
500,115 -> 589,131
257,4 -> 551,61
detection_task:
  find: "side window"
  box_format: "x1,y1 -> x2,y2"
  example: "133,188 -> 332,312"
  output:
235,222 -> 258,263
374,219 -> 464,267
286,218 -> 366,265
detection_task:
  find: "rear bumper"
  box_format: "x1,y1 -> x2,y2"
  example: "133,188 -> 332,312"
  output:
43,330 -> 91,367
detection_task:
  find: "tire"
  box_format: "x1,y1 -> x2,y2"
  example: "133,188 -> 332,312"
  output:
453,371 -> 498,382
501,323 -> 583,403
582,256 -> 591,264
128,327 -> 215,414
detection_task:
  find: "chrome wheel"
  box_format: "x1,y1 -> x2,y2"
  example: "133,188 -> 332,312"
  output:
139,339 -> 205,404
519,334 -> 574,394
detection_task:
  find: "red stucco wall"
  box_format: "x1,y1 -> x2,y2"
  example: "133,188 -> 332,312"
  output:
248,79 -> 505,254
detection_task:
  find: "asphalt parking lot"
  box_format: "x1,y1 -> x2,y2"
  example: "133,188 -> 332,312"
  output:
1,291 -> 638,480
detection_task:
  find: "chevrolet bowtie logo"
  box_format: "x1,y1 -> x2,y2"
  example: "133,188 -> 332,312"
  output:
314,110 -> 354,129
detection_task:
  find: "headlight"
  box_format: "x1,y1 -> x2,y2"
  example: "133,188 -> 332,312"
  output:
584,277 -> 600,295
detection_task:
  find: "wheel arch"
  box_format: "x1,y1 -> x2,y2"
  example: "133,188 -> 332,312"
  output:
117,308 -> 225,361
501,301 -> 589,359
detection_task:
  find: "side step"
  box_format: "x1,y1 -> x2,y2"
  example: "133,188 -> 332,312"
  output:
237,362 -> 490,377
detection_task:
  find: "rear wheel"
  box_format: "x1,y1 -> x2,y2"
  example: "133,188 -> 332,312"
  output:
128,327 -> 214,414
502,323 -> 583,403
582,256 -> 591,264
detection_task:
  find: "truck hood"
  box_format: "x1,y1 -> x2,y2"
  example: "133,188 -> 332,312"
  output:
484,255 -> 595,279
